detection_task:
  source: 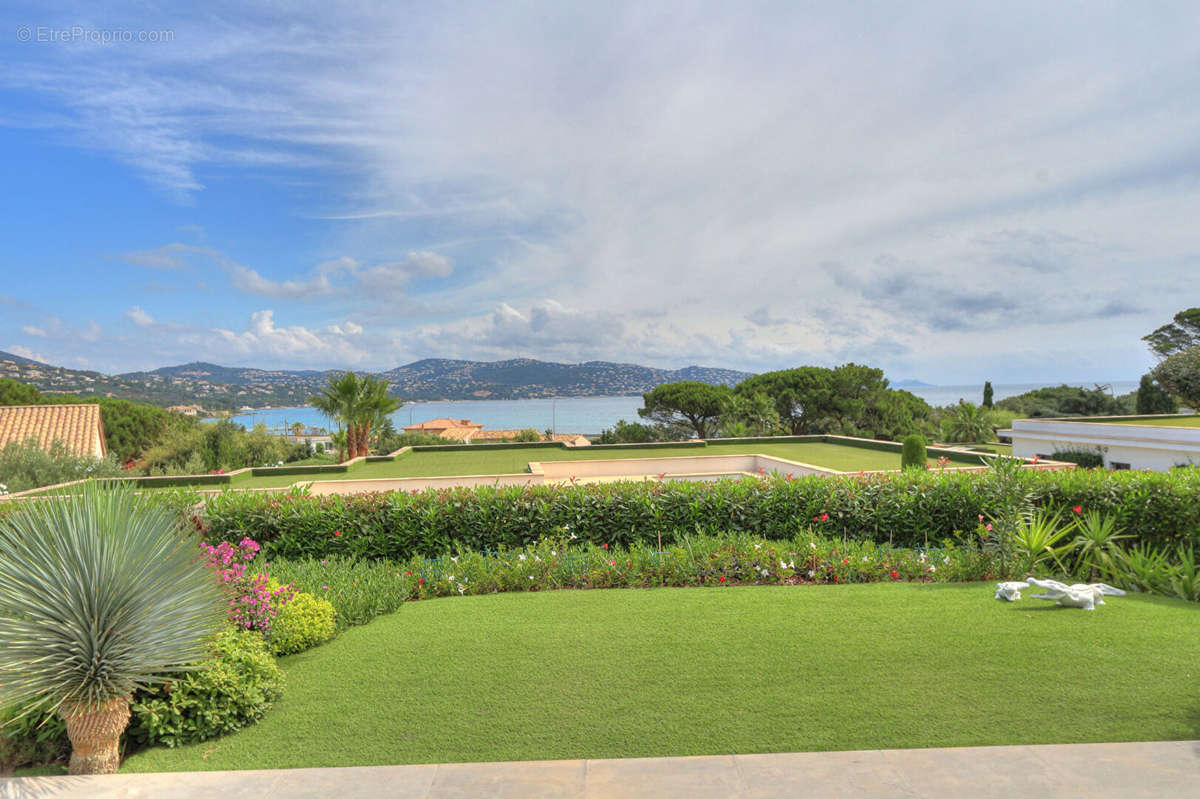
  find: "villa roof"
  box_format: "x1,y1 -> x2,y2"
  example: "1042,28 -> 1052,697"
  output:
404,417 -> 483,432
0,403 -> 107,458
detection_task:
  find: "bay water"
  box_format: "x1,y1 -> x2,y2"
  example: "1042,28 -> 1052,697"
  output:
221,381 -> 1140,435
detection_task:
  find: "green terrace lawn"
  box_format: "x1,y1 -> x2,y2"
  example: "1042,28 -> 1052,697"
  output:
122,583 -> 1200,773
236,441 -> 986,489
1094,415 -> 1200,428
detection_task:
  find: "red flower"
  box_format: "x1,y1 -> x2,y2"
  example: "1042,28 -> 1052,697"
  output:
820,513 -> 829,522
890,570 -> 899,579
843,558 -> 849,565
601,543 -> 608,549
1031,456 -> 1039,464
418,578 -> 424,584
406,570 -> 412,575
334,530 -> 342,536
718,575 -> 726,583
812,515 -> 819,522
1072,505 -> 1082,514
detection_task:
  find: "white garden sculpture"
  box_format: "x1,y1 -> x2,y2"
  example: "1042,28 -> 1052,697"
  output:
1025,578 -> 1126,610
994,581 -> 1028,601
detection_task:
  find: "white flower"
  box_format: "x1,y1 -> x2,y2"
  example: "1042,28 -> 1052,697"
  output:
535,556 -> 542,562
809,542 -> 816,550
551,550 -> 557,556
918,552 -> 927,562
807,569 -> 815,578
569,532 -> 578,540
760,568 -> 770,576
929,565 -> 937,572
943,556 -> 951,565
451,556 -> 458,563
518,554 -> 527,561
862,556 -> 869,562
788,560 -> 795,569
529,575 -> 534,580
458,586 -> 465,594
780,559 -> 788,569
447,575 -> 455,582
754,543 -> 762,550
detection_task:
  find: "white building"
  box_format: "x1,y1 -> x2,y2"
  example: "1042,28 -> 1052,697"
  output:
1008,416 -> 1200,472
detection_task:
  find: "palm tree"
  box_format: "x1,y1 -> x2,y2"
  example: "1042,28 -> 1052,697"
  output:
0,482 -> 224,774
354,376 -> 402,457
310,372 -> 364,462
943,400 -> 996,443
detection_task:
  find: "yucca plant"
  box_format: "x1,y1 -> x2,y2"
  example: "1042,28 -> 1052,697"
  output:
0,483 -> 225,774
1071,510 -> 1132,582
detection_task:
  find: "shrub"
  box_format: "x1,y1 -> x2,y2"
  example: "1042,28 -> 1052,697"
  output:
127,627 -> 284,748
1051,449 -> 1105,469
900,434 -> 926,469
0,438 -> 125,493
0,703 -> 67,775
268,556 -> 412,631
199,468 -> 1200,564
269,591 -> 337,655
201,537 -> 294,634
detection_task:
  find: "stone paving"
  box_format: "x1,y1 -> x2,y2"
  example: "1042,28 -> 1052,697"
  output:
2,740 -> 1197,798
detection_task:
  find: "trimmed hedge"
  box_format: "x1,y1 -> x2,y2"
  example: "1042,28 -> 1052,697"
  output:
199,468 -> 1200,562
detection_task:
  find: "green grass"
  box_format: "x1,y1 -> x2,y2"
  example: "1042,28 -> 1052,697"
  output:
1095,415 -> 1200,428
121,583 -> 1200,772
235,441 -> 984,489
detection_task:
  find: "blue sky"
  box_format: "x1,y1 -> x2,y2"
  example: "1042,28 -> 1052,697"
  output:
1,2 -> 1198,383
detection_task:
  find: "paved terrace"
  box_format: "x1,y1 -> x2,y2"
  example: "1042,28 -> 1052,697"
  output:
3,741 -> 1196,798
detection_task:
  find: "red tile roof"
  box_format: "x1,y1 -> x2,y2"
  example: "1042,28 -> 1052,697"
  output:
0,404 -> 106,458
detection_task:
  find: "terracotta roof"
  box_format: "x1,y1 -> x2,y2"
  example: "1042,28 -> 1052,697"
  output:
404,417 -> 483,432
469,429 -> 534,440
0,404 -> 106,458
436,427 -> 481,442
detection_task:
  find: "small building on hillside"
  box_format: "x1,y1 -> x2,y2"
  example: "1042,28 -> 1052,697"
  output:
1007,415 -> 1200,471
167,404 -> 204,416
0,404 -> 107,458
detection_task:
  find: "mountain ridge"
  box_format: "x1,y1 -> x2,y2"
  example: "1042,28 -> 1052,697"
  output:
0,354 -> 754,408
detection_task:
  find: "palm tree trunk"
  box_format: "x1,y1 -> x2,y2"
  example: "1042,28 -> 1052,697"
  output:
61,697 -> 130,774
359,421 -> 372,458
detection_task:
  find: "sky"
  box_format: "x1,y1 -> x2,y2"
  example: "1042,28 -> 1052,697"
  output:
1,2 -> 1198,384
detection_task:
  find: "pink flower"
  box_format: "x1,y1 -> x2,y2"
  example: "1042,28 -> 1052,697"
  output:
985,523 -> 993,531
321,586 -> 329,590
978,514 -> 984,522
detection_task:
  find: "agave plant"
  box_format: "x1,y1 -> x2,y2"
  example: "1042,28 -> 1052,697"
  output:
1071,510 -> 1132,582
1166,545 -> 1200,602
1114,543 -> 1172,594
0,483 -> 225,774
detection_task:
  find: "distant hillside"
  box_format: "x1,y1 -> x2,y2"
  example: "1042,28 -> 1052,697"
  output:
0,354 -> 753,408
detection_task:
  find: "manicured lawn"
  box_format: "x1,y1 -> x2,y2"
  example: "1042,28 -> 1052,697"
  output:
1098,416 -> 1200,428
121,583 -> 1200,772
236,441 -> 984,489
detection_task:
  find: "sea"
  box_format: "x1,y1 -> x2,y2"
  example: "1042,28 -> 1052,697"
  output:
218,381 -> 1140,436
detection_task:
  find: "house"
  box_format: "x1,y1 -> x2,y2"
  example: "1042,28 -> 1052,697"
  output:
1007,415 -> 1200,471
167,404 -> 204,416
404,418 -> 483,437
0,404 -> 107,459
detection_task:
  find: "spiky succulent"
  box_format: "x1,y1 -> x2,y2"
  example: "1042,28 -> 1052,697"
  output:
0,482 -> 225,714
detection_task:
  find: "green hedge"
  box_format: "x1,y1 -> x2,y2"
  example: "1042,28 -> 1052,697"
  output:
199,468 -> 1200,562
250,463 -> 350,477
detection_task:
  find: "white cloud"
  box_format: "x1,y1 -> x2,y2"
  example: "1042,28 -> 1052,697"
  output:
125,306 -> 156,328
204,310 -> 367,364
120,243 -> 196,270
5,344 -> 47,363
20,325 -> 46,337
5,2 -> 1200,378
